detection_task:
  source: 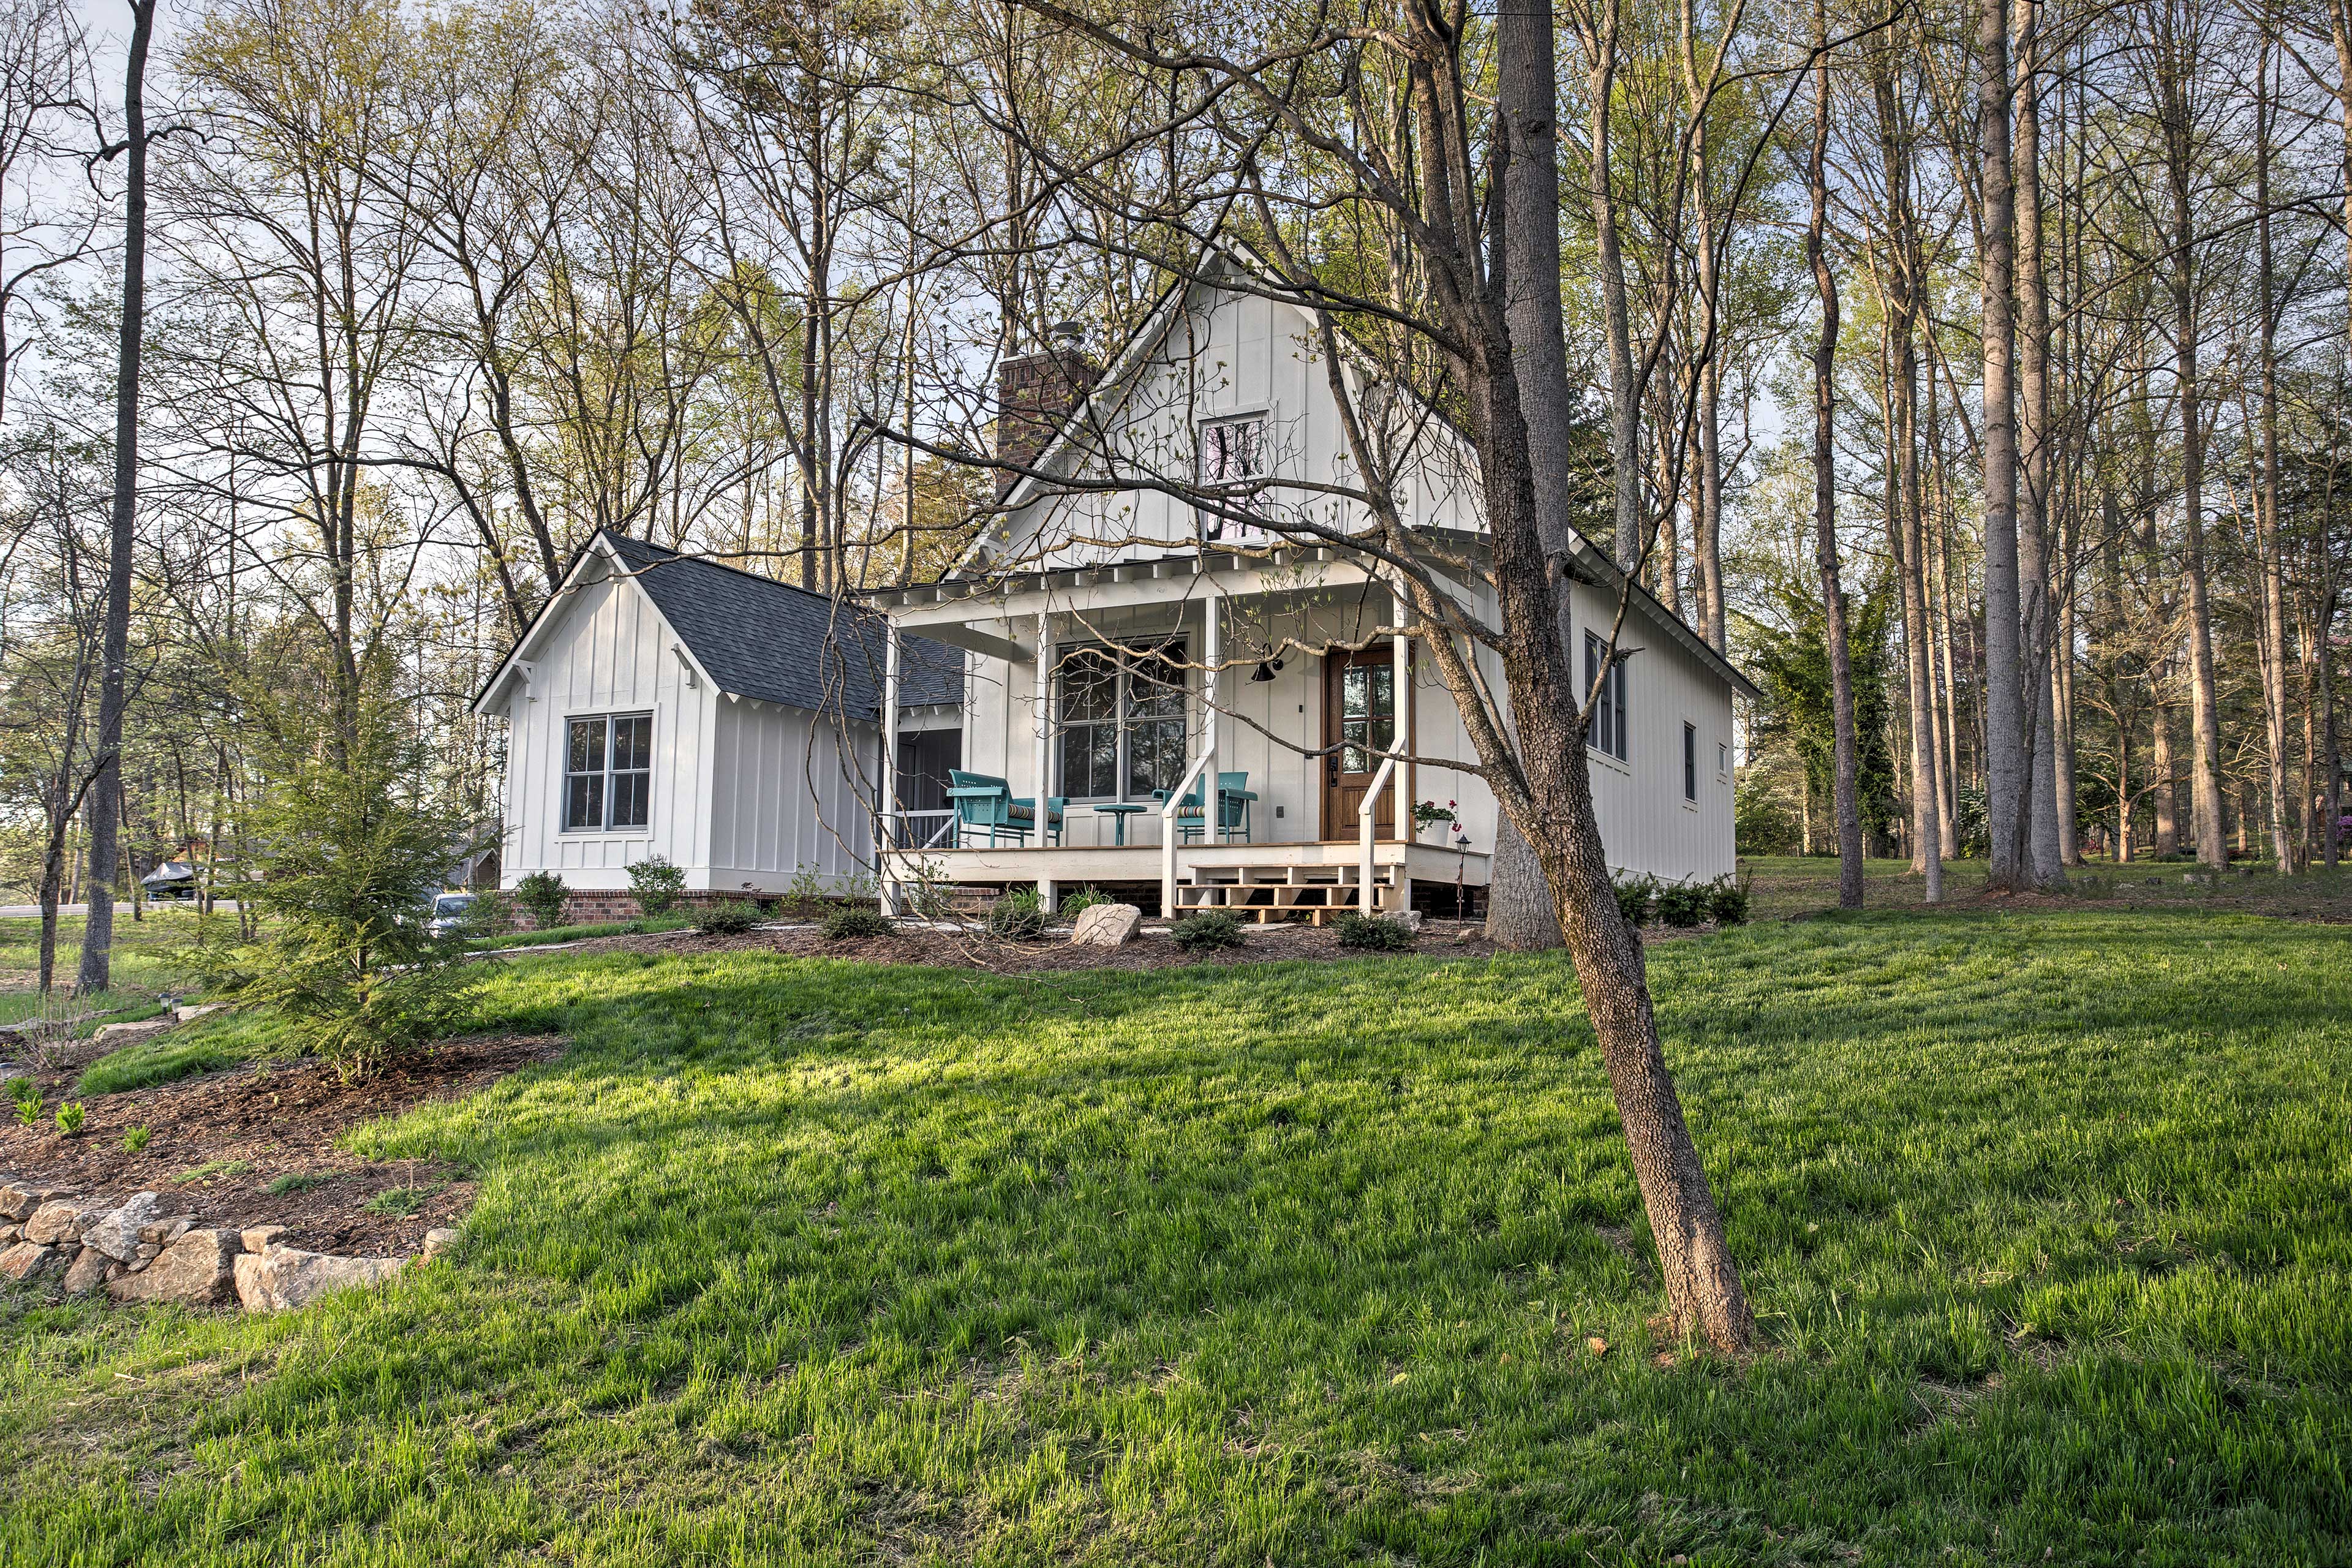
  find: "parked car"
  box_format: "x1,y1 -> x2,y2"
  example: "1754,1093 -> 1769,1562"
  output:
426,892 -> 478,937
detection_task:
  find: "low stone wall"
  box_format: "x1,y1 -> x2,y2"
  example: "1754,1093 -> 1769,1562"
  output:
0,1178 -> 451,1313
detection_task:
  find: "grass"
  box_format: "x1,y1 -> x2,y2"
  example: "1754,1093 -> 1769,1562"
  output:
472,916 -> 691,951
172,1159 -> 253,1186
72,1009 -> 296,1098
1742,852 -> 2352,922
2,904 -> 2348,1563
263,1173 -> 328,1196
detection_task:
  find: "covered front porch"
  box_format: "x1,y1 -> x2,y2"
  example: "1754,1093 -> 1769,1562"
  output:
872,545 -> 1496,919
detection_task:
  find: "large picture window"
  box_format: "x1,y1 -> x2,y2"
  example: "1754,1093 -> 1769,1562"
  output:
564,713 -> 653,831
1055,642 -> 1189,801
1583,633 -> 1629,763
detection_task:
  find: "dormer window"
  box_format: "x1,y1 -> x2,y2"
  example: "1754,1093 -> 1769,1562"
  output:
1197,416 -> 1267,543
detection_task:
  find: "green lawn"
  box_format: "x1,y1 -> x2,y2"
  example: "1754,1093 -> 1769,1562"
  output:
3,909 -> 2348,1564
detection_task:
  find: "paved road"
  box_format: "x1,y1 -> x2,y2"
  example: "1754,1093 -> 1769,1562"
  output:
0,903 -> 242,918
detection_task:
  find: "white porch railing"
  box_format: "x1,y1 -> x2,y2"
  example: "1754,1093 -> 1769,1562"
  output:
1357,755 -> 1399,914
888,809 -> 957,850
1158,750 -> 1217,918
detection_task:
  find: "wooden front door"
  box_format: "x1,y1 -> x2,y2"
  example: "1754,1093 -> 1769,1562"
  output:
1322,646 -> 1400,839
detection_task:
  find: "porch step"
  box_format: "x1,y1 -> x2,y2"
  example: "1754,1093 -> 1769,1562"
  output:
1177,862 -> 1404,922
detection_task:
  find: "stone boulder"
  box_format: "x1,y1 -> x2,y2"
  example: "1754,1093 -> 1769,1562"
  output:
24,1200 -> 81,1245
92,1017 -> 175,1046
61,1246 -> 121,1296
108,1228 -> 241,1306
234,1247 -> 405,1312
0,1182 -> 42,1222
421,1228 -> 458,1261
175,1003 -> 226,1024
1070,902 -> 1143,948
0,1240 -> 61,1281
84,1192 -> 161,1263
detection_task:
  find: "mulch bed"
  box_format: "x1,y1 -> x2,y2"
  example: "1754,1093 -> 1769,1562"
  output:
0,1034 -> 562,1257
554,915 -> 1716,973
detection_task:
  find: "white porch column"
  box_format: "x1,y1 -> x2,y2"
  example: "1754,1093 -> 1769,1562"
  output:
1160,582 -> 1221,920
881,622 -> 900,917
1390,587 -> 1409,911
1033,610 -> 1055,910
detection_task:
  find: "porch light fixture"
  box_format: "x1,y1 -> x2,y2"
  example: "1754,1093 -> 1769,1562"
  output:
1248,658 -> 1284,683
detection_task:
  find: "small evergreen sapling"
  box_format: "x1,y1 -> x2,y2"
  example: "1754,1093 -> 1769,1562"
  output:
1170,910 -> 1243,951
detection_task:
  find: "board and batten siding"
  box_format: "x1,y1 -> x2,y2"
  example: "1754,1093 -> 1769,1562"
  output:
707,697 -> 877,890
502,571 -> 715,891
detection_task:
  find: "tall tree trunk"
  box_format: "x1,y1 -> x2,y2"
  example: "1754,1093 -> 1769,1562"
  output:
1872,42 -> 1940,899
1809,12 -> 1863,909
1483,0 -> 1581,955
2156,20 -> 2225,870
1580,5 -> 1643,576
2254,37 -> 2294,872
1481,0 -> 1749,1350
2011,4 -> 2064,888
78,1 -> 154,998
1977,0 -> 2029,892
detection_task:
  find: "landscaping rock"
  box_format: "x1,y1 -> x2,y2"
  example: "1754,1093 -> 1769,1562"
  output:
141,1216 -> 194,1248
421,1228 -> 458,1260
85,1193 -> 161,1263
0,1241 -> 61,1281
24,1200 -> 81,1245
91,1018 -> 175,1046
234,1247 -> 405,1312
175,1003 -> 226,1024
1071,902 -> 1143,948
1396,910 -> 1424,933
108,1228 -> 242,1306
61,1246 -> 121,1296
0,1223 -> 18,1245
0,1182 -> 44,1221
241,1224 -> 287,1256
129,1243 -> 160,1272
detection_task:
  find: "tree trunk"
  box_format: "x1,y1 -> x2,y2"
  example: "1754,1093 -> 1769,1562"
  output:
1977,0 -> 2029,892
1807,11 -> 1863,909
2011,5 -> 2063,888
78,1 -> 154,998
1485,1 -> 1749,1351
2254,39 -> 2294,873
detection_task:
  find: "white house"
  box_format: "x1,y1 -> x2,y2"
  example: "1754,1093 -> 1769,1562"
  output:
871,277 -> 1757,921
473,531 -> 961,918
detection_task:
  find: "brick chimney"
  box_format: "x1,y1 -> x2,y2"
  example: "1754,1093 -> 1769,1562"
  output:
994,322 -> 1098,497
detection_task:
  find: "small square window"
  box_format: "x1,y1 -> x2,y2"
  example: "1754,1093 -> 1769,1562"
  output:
1197,417 -> 1268,543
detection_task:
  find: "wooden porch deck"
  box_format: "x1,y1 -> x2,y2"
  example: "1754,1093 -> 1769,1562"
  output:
883,840 -> 1490,922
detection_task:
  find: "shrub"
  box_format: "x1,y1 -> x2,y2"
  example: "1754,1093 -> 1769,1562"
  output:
513,871 -> 568,930
1170,910 -> 1243,952
820,906 -> 892,941
7,1076 -> 36,1110
1335,911 -> 1415,951
1058,887 -> 1109,919
1611,873 -> 1656,927
627,856 -> 687,917
12,1087 -> 39,1126
121,1125 -> 151,1153
986,888 -> 1047,941
1654,880 -> 1711,927
1706,871 -> 1751,926
54,1101 -> 85,1135
693,899 -> 761,935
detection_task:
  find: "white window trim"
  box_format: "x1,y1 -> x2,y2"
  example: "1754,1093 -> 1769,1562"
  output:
1053,641 -> 1191,804
1196,412 -> 1272,545
560,710 -> 657,835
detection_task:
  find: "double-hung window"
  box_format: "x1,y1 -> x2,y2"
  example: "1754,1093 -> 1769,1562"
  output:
1683,722 -> 1698,802
1583,633 -> 1629,763
1055,642 -> 1189,800
1197,417 -> 1267,543
564,713 -> 653,831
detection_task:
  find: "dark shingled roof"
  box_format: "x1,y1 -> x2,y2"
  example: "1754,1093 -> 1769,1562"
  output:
601,533 -> 962,718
